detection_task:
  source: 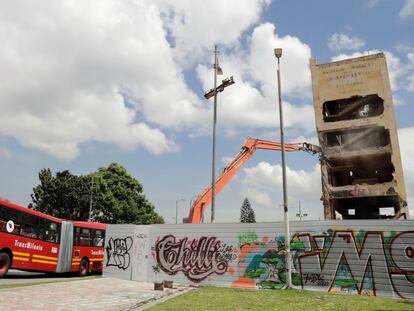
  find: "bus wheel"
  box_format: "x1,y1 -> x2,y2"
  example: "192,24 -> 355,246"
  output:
78,259 -> 89,277
0,253 -> 11,278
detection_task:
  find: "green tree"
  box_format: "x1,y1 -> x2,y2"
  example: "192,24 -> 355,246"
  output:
29,169 -> 90,220
240,198 -> 256,223
90,163 -> 164,224
29,163 -> 164,224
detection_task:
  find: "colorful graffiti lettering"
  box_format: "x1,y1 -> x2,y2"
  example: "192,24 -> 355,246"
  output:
296,230 -> 414,298
147,227 -> 414,299
238,231 -> 258,247
232,234 -> 303,289
232,229 -> 414,299
153,235 -> 234,282
303,273 -> 329,287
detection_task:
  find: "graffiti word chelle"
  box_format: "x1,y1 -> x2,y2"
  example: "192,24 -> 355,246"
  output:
155,235 -> 228,282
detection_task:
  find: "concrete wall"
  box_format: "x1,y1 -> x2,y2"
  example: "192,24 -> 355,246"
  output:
103,220 -> 414,299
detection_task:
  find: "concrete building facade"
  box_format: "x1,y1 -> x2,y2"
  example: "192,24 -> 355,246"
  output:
310,53 -> 408,220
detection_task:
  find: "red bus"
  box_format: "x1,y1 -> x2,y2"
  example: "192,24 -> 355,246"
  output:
0,199 -> 106,278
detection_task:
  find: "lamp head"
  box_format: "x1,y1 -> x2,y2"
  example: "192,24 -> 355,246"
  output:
274,48 -> 282,59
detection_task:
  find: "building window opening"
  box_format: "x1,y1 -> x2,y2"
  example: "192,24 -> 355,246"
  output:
323,94 -> 384,122
333,195 -> 400,219
328,153 -> 394,187
325,126 -> 390,151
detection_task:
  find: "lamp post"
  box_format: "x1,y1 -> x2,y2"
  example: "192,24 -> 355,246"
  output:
204,45 -> 235,223
296,201 -> 308,220
175,199 -> 185,224
88,175 -> 94,222
274,48 -> 292,288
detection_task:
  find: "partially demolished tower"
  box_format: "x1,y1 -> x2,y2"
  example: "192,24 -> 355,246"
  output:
310,53 -> 408,220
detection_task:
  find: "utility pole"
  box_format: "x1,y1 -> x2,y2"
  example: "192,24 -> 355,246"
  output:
88,176 -> 94,222
175,199 -> 185,224
204,45 -> 234,223
211,45 -> 218,224
296,201 -> 308,220
274,48 -> 292,289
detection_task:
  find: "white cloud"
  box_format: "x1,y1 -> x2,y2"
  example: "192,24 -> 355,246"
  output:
241,162 -> 323,219
0,1 -> 316,160
222,156 -> 234,165
196,22 -> 315,135
396,41 -> 414,53
406,53 -> 414,92
0,147 -> 11,159
400,0 -> 414,19
154,0 -> 270,67
328,33 -> 366,51
365,0 -> 379,8
248,23 -> 313,98
0,0 -> 193,160
398,127 -> 414,219
242,187 -> 274,209
407,74 -> 414,92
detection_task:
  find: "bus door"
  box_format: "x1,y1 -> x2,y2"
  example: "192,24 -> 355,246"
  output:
56,221 -> 73,273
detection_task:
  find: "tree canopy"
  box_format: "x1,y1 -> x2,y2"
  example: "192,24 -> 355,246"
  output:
240,198 -> 256,223
29,163 -> 164,224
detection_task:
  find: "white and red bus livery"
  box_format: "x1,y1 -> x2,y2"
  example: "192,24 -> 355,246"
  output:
0,199 -> 106,278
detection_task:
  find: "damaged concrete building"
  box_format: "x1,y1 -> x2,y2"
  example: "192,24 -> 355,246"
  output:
310,53 -> 409,220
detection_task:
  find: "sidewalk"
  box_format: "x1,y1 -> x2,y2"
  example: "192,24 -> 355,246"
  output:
0,277 -> 189,311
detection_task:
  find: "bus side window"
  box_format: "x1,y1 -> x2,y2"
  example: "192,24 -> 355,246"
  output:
73,227 -> 81,246
44,221 -> 59,243
92,230 -> 104,247
19,214 -> 38,239
0,206 -> 6,232
0,205 -> 21,234
80,228 -> 91,246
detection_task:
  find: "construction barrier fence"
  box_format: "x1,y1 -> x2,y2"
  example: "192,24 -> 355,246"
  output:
103,220 -> 414,299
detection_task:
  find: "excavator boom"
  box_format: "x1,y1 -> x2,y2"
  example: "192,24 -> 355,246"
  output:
186,138 -> 320,223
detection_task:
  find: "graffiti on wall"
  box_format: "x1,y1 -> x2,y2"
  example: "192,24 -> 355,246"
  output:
134,233 -> 148,277
152,235 -> 237,282
150,229 -> 413,298
231,229 -> 414,299
232,231 -> 298,290
106,236 -> 133,270
297,230 -> 414,299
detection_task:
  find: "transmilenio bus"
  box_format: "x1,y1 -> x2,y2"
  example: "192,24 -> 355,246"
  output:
0,199 -> 106,278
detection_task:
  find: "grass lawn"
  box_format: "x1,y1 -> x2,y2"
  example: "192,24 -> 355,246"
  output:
147,287 -> 414,311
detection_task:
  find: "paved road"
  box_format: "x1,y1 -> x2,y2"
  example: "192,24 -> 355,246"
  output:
0,269 -> 99,285
0,277 -> 189,310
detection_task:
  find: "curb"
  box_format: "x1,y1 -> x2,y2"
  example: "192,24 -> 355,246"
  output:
128,286 -> 194,311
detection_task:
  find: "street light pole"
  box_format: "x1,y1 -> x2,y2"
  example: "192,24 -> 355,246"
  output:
175,199 -> 185,224
211,45 -> 219,224
274,48 -> 292,289
204,45 -> 234,223
296,201 -> 308,220
88,175 -> 94,222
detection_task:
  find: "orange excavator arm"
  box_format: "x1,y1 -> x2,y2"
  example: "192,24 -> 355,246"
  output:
186,138 -> 320,223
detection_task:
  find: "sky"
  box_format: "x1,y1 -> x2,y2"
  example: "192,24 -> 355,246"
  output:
0,0 -> 414,223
